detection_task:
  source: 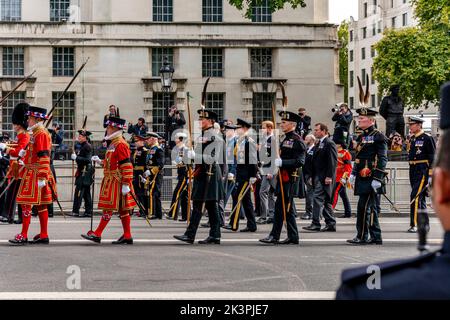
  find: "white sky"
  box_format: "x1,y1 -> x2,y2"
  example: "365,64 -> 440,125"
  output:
328,0 -> 359,24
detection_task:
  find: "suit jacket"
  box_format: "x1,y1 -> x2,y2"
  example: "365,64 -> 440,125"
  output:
312,136 -> 338,197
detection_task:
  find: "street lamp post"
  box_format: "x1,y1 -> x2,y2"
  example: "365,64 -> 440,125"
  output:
159,56 -> 174,157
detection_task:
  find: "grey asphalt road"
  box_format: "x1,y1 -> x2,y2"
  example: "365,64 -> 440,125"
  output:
0,215 -> 444,299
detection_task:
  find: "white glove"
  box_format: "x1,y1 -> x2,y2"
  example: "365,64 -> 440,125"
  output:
0,143 -> 6,151
121,184 -> 131,195
140,176 -> 147,184
349,174 -> 356,186
71,153 -> 77,161
144,170 -> 151,178
250,177 -> 257,184
371,180 -> 382,192
274,158 -> 282,167
91,155 -> 102,164
187,149 -> 195,159
38,180 -> 46,188
340,178 -> 346,185
428,176 -> 432,186
18,149 -> 26,158
18,160 -> 24,166
228,173 -> 235,180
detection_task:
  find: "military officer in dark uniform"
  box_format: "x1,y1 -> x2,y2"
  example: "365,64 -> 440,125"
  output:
167,132 -> 189,221
336,82 -> 450,300
260,111 -> 306,245
131,134 -> 149,217
407,116 -> 436,233
223,118 -> 258,232
347,108 -> 388,245
174,108 -> 225,244
144,132 -> 165,219
71,128 -> 94,218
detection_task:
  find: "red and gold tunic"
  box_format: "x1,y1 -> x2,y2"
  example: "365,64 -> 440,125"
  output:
5,129 -> 30,179
336,147 -> 353,182
17,124 -> 57,205
98,135 -> 136,211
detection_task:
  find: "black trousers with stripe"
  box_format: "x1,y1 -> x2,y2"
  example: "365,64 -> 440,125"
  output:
356,192 -> 382,241
409,165 -> 429,228
169,177 -> 188,220
185,200 -> 221,239
270,180 -> 299,241
229,180 -> 256,231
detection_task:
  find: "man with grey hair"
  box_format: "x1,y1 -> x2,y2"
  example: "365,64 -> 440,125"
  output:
300,134 -> 316,220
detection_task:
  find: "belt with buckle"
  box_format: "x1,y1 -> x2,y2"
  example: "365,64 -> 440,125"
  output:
409,160 -> 429,165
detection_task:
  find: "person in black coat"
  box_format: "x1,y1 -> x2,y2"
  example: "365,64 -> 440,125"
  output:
336,82 -> 450,300
303,123 -> 338,232
70,129 -> 94,218
127,117 -> 148,138
300,134 -> 316,220
332,103 -> 353,143
295,108 -> 311,140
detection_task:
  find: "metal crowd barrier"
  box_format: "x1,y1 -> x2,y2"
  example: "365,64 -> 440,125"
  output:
52,161 -> 421,214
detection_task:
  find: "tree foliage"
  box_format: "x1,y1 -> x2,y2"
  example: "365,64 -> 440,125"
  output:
338,20 -> 349,102
373,0 -> 450,109
228,0 -> 306,19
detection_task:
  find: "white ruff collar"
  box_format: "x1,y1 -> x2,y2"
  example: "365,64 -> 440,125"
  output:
104,130 -> 122,141
27,122 -> 43,132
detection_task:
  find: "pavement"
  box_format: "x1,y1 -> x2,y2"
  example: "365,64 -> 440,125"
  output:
0,215 -> 444,299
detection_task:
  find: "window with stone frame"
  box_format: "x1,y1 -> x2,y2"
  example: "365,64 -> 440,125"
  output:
0,0 -> 21,21
205,93 -> 225,120
252,92 -> 274,130
152,92 -> 175,138
50,0 -> 70,22
202,0 -> 222,22
1,91 -> 25,137
153,0 -> 173,22
251,0 -> 272,22
2,47 -> 24,76
53,47 -> 75,77
52,91 -> 75,140
250,48 -> 272,78
152,48 -> 174,77
202,48 -> 224,78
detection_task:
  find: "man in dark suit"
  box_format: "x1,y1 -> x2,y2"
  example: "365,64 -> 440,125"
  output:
296,108 -> 311,140
300,134 -> 316,220
303,123 -> 337,232
336,82 -> 450,300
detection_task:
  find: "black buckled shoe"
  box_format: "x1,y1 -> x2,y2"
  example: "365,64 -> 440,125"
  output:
178,218 -> 187,222
221,224 -> 233,230
198,237 -> 220,244
200,222 -> 210,228
112,236 -> 133,245
346,237 -> 369,245
30,234 -> 50,245
300,214 -> 312,220
279,238 -> 299,245
14,220 -> 23,224
9,234 -> 28,246
303,224 -> 321,232
240,227 -> 256,233
368,239 -> 383,245
320,225 -> 336,232
173,235 -> 194,244
259,235 -> 279,244
81,231 -> 101,244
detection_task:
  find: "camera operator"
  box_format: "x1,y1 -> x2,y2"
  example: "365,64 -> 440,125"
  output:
167,105 -> 186,149
296,107 -> 311,140
127,117 -> 148,137
332,103 -> 353,143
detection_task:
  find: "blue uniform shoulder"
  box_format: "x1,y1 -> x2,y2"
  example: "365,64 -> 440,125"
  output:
341,251 -> 437,285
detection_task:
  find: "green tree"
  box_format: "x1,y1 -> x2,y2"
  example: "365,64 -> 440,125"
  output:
228,0 -> 306,19
338,20 -> 349,102
373,0 -> 450,109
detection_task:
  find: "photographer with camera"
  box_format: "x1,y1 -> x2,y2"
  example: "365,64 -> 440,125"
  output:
127,117 -> 148,138
167,105 -> 186,149
296,107 -> 311,140
332,103 -> 353,143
